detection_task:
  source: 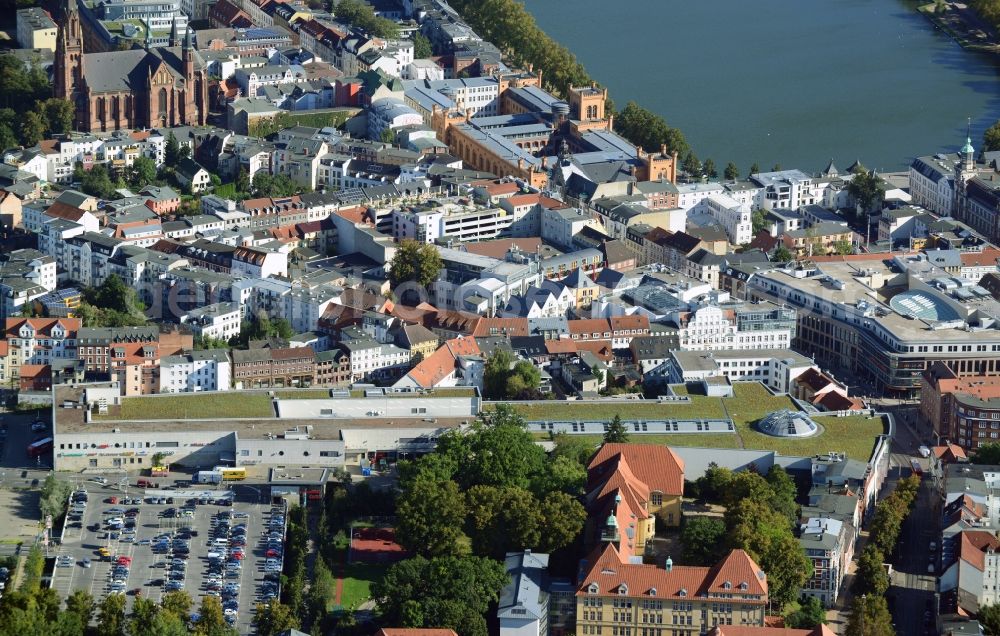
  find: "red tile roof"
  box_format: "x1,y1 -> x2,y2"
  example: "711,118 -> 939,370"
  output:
471,317 -> 529,338
568,319 -> 611,335
588,443 -> 685,497
578,543 -> 767,601
958,530 -> 1000,571
5,317 -> 81,338
402,336 -> 480,388
709,626 -> 833,636
959,247 -> 1000,267
609,315 -> 649,332
45,201 -> 88,222
933,444 -> 968,462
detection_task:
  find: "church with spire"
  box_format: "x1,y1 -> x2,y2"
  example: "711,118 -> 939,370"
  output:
53,0 -> 208,132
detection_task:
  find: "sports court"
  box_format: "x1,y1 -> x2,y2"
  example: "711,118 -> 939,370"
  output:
347,527 -> 407,564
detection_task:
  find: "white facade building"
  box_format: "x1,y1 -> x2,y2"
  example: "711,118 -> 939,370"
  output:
691,193 -> 752,245
180,301 -> 242,342
159,350 -> 232,393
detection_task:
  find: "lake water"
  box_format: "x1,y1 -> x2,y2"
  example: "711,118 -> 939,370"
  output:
521,0 -> 1000,172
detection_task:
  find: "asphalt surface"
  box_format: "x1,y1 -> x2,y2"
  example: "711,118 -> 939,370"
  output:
51,481 -> 284,634
874,400 -> 938,635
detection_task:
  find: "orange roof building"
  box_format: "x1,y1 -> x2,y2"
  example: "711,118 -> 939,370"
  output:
586,443 -> 685,553
576,542 -> 768,635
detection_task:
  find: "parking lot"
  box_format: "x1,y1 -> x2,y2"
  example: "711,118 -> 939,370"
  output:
52,480 -> 285,633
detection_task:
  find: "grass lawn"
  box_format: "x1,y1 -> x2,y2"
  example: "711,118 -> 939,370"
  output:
274,389 -> 332,400
723,383 -> 800,425
94,393 -> 274,420
338,562 -> 388,609
508,395 -> 727,421
543,433 -> 742,449
739,414 -> 886,461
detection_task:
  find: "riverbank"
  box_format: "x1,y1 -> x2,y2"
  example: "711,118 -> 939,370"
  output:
918,1 -> 1000,53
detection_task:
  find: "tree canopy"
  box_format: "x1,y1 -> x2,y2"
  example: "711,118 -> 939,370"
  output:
334,0 -> 399,38
482,348 -> 541,399
79,274 -> 148,327
847,163 -> 886,214
973,442 -> 1000,464
371,555 -> 509,636
615,101 -> 690,157
388,239 -> 443,289
603,414 -> 629,443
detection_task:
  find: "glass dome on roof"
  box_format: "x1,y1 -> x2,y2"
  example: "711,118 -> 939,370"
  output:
756,409 -> 819,438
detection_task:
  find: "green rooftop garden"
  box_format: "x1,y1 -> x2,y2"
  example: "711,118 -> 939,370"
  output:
93,393 -> 274,420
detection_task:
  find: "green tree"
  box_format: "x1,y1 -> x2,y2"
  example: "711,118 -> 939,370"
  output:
772,245 -> 793,263
193,596 -> 237,636
833,238 -> 853,255
680,517 -> 726,565
507,360 -> 541,399
39,474 -> 73,522
846,594 -> 894,636
853,545 -> 889,597
0,123 -> 17,153
413,32 -> 433,58
234,167 -> 250,197
682,151 -> 702,178
66,590 -> 96,626
785,595 -> 827,628
751,209 -> 768,235
380,128 -> 396,144
19,545 -> 44,592
465,485 -> 543,558
96,593 -> 127,636
371,555 -> 510,636
482,348 -> 513,400
255,601 -> 301,636
724,162 -> 740,181
165,132 -> 180,167
546,454 -> 586,494
603,414 -> 629,443
41,98 -> 75,136
612,100 -> 689,157
129,596 -> 161,636
388,239 -> 442,289
396,476 -> 467,557
80,163 -> 117,199
551,433 -> 597,467
973,442 -> 1000,464
18,111 -> 46,147
772,163 -> 782,172
847,163 -> 885,214
986,120 -> 1000,152
334,0 -> 399,37
979,603 -> 1000,636
460,406 -> 546,490
702,158 -> 718,179
129,155 -> 158,188
748,162 -> 760,177
160,591 -> 194,619
537,490 -> 586,552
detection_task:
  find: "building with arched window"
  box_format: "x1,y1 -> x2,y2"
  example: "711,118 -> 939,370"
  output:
54,0 -> 208,132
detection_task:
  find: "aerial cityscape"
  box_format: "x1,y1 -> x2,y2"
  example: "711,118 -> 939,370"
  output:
1,0 -> 1000,635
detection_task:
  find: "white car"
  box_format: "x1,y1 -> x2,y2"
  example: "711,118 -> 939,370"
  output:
30,422 -> 46,432
89,477 -> 108,485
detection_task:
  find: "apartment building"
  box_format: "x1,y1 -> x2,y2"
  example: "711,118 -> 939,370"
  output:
159,350 -> 232,393
180,301 -> 242,343
232,346 -> 316,388
798,516 -> 854,608
16,7 -> 57,50
338,338 -> 410,382
4,318 -> 81,381
690,193 -> 753,246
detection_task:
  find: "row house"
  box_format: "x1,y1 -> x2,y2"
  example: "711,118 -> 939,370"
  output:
338,338 -> 410,383
4,318 -> 81,382
232,346 -> 316,388
314,348 -> 351,387
180,301 -> 243,343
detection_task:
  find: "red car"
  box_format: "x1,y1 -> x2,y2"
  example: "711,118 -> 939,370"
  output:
229,552 -> 245,560
106,496 -> 118,504
117,556 -> 132,566
265,549 -> 281,558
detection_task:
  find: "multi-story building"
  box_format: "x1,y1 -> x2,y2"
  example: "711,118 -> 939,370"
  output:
673,303 -> 796,352
586,443 -> 685,556
232,346 -> 316,388
17,7 -> 57,50
750,169 -> 822,210
921,363 -> 1000,451
338,338 -> 410,382
180,301 -> 242,343
690,193 -> 753,246
499,550 -> 552,636
910,153 -> 959,216
4,318 -> 80,382
940,530 -> 1000,615
749,254 -> 1000,397
666,348 -> 816,394
0,249 -> 57,320
159,350 -> 231,393
798,516 -> 854,608
575,544 -> 768,636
